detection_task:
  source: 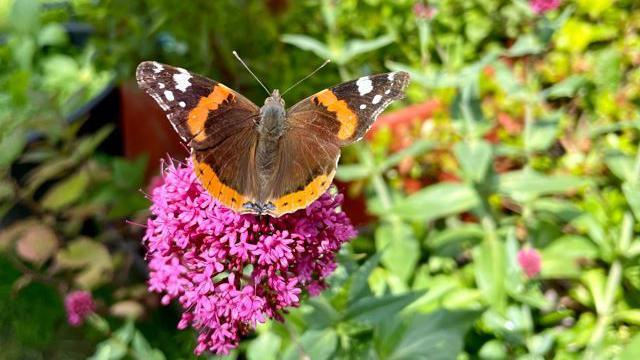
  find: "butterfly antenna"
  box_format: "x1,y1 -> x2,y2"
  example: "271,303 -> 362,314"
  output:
232,50 -> 271,95
281,59 -> 331,96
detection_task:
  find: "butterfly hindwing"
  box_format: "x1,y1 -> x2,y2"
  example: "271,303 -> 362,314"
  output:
136,61 -> 261,211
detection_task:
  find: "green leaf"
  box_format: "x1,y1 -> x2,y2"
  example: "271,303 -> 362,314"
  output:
614,310 -> 640,326
72,125 -> 114,161
378,140 -> 435,172
41,169 -> 90,210
247,331 -> 281,360
427,224 -> 484,257
525,115 -> 560,152
479,339 -> 507,359
112,156 -> 147,189
620,333 -> 640,360
131,331 -> 165,360
605,152 -> 635,182
348,252 -> 382,303
542,75 -> 587,99
507,34 -> 544,56
344,292 -> 423,326
280,34 -> 332,60
375,222 -> 419,282
498,170 -> 588,203
474,238 -> 506,312
541,235 -> 598,279
375,310 -> 480,360
623,182 -> 640,221
454,140 -> 492,183
582,269 -> 606,313
387,183 -> 479,221
90,339 -> 128,360
56,237 -> 113,289
342,35 -> 395,64
9,0 -> 40,34
335,164 -> 371,181
282,329 -> 337,360
37,23 -> 67,46
0,127 -> 26,170
305,297 -> 341,329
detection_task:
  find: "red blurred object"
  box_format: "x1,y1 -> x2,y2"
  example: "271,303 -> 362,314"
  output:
366,99 -> 441,139
119,81 -> 187,178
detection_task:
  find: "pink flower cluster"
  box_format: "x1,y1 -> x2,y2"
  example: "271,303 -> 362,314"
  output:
64,290 -> 95,326
518,248 -> 542,278
143,160 -> 356,355
529,0 -> 561,14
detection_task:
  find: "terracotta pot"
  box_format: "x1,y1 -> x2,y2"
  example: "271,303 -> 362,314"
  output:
119,81 -> 187,178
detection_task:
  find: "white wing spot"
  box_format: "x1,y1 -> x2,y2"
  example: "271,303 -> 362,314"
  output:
372,94 -> 382,104
173,69 -> 192,92
360,104 -> 367,110
152,62 -> 163,73
385,89 -> 391,94
164,90 -> 174,101
387,72 -> 395,81
356,76 -> 373,95
179,101 -> 186,108
158,83 -> 165,89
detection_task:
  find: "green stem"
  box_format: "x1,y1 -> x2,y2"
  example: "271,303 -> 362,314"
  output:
586,212 -> 633,357
523,100 -> 534,164
358,143 -> 393,211
632,141 -> 640,185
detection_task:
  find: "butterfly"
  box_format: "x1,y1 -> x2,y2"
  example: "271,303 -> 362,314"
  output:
136,60 -> 410,217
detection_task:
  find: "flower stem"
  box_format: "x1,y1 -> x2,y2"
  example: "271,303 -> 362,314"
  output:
586,212 -> 633,357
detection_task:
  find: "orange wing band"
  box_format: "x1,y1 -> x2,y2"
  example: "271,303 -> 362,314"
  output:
313,90 -> 357,140
192,156 -> 246,212
187,84 -> 233,142
271,170 -> 335,215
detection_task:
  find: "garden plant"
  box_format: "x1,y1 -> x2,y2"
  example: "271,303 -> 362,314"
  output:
1,0 -> 640,359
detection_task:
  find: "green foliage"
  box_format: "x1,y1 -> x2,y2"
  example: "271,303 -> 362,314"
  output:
2,0 -> 640,359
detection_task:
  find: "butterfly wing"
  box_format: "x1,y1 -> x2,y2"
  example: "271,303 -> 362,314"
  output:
136,61 -> 261,212
264,71 -> 410,216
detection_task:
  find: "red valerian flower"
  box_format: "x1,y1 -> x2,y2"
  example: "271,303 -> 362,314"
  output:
518,247 -> 542,278
143,160 -> 356,355
529,0 -> 561,14
64,290 -> 96,326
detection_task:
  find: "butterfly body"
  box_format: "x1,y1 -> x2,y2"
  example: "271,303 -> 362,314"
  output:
255,90 -> 287,203
136,61 -> 410,217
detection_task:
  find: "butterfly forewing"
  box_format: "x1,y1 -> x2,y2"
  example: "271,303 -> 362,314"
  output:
136,61 -> 261,211
286,71 -> 410,146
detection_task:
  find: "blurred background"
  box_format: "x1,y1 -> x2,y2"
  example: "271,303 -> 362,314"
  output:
2,0 -> 640,359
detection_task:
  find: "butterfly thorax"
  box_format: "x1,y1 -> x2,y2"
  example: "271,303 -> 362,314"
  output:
255,90 -> 286,202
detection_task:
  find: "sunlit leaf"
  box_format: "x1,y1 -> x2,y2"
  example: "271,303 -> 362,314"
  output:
386,183 -> 479,221
375,222 -> 419,282
280,34 -> 332,60
454,140 -> 492,183
374,310 -> 480,360
282,329 -> 337,360
41,169 -> 90,210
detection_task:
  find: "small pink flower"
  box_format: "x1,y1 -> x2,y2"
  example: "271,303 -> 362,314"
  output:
414,3 -> 437,20
64,290 -> 95,326
518,248 -> 541,278
529,0 -> 561,14
143,159 -> 356,355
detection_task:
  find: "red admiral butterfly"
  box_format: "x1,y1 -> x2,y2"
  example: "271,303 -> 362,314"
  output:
136,55 -> 409,216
